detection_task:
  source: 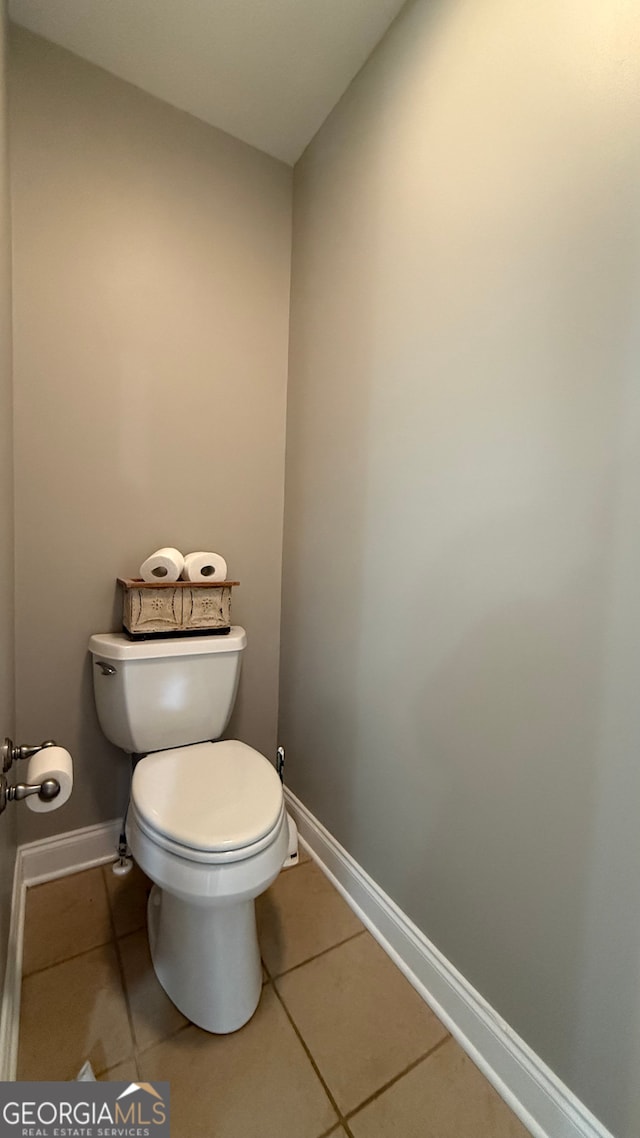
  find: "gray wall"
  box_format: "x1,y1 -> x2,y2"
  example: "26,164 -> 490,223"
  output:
0,0 -> 16,976
9,28 -> 292,843
280,1 -> 640,1134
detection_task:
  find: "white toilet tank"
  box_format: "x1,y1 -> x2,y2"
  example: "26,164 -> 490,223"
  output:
89,627 -> 247,754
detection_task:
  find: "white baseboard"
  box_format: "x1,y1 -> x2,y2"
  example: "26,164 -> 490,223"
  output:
20,818 -> 122,887
285,788 -> 614,1138
0,818 -> 122,1080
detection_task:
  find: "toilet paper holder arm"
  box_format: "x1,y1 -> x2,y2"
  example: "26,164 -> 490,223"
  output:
0,773 -> 60,814
2,736 -> 57,773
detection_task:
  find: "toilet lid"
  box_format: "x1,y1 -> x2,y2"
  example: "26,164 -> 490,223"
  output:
132,740 -> 283,853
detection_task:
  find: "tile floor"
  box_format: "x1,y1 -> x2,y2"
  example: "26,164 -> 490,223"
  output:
18,848 -> 531,1138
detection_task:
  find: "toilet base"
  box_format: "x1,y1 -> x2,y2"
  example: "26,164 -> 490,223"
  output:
148,885 -> 262,1034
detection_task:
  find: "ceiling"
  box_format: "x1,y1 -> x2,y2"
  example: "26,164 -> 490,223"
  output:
8,0 -> 407,164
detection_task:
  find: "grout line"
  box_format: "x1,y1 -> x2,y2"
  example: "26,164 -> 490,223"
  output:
270,928 -> 368,982
315,1124 -> 349,1138
106,882 -> 139,1059
95,1053 -> 137,1080
134,1019 -> 192,1062
271,980 -> 346,1133
90,872 -> 140,1085
115,921 -> 148,943
22,865 -> 118,979
22,937 -> 115,980
100,868 -> 189,1069
344,1033 -> 452,1121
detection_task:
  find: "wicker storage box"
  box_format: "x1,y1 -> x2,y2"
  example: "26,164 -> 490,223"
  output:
118,578 -> 239,638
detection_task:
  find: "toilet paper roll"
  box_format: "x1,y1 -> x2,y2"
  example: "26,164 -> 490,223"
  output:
140,547 -> 185,583
25,746 -> 73,813
181,551 -> 228,582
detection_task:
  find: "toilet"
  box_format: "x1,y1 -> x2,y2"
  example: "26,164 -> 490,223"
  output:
88,627 -> 289,1034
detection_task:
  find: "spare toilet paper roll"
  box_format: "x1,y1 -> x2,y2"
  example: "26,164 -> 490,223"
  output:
140,547 -> 185,583
182,551 -> 228,582
25,746 -> 73,813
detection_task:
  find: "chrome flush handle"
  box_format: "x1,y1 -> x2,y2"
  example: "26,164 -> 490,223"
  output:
95,661 -> 117,676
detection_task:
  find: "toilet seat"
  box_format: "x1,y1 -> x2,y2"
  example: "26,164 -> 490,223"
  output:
132,800 -> 286,865
132,739 -> 284,864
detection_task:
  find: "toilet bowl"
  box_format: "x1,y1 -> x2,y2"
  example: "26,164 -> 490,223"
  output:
127,739 -> 287,1033
88,628 -> 289,1033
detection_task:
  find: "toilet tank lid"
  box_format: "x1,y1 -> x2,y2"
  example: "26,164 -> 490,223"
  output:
88,628 -> 246,661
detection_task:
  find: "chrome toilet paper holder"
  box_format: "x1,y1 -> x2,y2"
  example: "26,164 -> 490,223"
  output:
2,736 -> 57,772
0,737 -> 61,814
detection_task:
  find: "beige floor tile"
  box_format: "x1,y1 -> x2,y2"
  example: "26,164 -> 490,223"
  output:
118,929 -> 188,1051
22,867 -> 112,975
103,861 -> 152,937
99,1057 -> 140,1081
139,985 -> 337,1138
18,943 -> 133,1080
276,932 -> 448,1115
257,860 -> 364,976
349,1038 -> 531,1138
